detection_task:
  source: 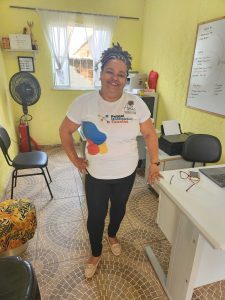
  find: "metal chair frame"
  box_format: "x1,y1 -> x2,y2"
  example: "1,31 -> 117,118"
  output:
0,126 -> 53,199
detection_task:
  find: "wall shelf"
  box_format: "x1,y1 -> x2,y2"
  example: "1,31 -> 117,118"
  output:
2,48 -> 38,58
2,49 -> 38,53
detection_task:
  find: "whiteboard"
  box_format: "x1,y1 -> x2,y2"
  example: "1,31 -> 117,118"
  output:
186,17 -> 225,117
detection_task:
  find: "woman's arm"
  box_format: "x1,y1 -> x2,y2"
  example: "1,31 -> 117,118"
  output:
139,118 -> 162,184
59,116 -> 88,173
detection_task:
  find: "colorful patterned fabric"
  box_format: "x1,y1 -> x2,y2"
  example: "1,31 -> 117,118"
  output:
0,199 -> 37,253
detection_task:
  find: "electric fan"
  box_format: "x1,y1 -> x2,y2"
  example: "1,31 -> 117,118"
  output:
9,71 -> 41,152
9,71 -> 41,114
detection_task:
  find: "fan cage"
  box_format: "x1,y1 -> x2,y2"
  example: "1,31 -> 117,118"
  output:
9,72 -> 41,107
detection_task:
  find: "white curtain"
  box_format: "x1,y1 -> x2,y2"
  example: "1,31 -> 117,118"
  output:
83,15 -> 118,86
37,9 -> 118,87
37,9 -> 78,85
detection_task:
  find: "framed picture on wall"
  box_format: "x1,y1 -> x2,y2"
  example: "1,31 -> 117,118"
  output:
18,56 -> 35,72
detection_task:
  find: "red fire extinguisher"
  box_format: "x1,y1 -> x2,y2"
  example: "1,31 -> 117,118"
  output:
148,70 -> 159,91
19,122 -> 32,152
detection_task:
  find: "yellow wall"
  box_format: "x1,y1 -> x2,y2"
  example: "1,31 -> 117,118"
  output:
0,0 -> 145,196
0,49 -> 19,197
1,0 -> 225,196
0,0 -> 145,145
141,0 -> 225,163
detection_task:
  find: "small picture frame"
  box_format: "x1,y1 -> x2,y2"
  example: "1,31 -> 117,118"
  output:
18,56 -> 35,72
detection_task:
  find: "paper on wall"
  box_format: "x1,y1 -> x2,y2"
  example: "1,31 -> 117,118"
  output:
9,34 -> 32,50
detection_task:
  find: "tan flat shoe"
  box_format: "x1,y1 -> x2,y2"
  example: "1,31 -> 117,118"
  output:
84,257 -> 101,279
106,236 -> 122,256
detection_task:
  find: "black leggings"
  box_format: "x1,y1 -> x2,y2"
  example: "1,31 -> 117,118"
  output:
85,170 -> 136,257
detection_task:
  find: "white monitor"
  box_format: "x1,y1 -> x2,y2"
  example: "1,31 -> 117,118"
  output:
127,73 -> 147,91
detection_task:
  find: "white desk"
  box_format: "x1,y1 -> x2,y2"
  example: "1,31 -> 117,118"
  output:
145,149 -> 202,193
145,165 -> 225,300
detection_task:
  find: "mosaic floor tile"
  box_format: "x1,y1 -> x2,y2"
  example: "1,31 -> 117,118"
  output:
4,174 -> 45,200
41,177 -> 78,199
149,239 -> 171,275
75,174 -> 86,196
48,163 -> 75,181
73,166 -> 82,178
79,195 -> 88,219
192,280 -> 225,299
44,146 -> 72,164
100,214 -> 163,265
127,187 -> 159,228
94,252 -> 168,300
35,258 -> 101,300
36,219 -> 90,263
3,145 -> 225,299
32,198 -> 53,218
133,170 -> 147,189
37,196 -> 83,224
117,226 -> 166,263
97,215 -> 132,256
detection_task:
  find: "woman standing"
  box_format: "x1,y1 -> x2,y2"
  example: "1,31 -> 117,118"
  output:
59,43 -> 161,278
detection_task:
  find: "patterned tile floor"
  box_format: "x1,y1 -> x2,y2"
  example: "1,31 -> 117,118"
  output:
1,145 -> 225,299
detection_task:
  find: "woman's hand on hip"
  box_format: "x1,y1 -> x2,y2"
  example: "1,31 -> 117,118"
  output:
74,157 -> 88,174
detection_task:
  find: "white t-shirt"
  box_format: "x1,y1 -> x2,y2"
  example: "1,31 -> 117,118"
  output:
67,91 -> 150,179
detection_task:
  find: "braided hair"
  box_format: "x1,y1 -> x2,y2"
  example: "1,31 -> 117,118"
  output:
99,43 -> 132,74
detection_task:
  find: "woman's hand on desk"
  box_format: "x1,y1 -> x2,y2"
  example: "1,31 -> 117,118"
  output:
148,164 -> 163,185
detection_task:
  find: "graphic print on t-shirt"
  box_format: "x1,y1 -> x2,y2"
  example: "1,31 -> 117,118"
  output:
82,121 -> 108,155
97,100 -> 136,125
124,100 -> 136,114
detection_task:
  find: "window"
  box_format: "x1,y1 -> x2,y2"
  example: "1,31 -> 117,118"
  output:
69,26 -> 94,88
53,25 -> 95,89
37,10 -> 118,90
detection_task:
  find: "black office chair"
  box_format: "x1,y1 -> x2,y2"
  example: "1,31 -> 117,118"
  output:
0,256 -> 41,300
0,126 -> 53,199
182,134 -> 222,167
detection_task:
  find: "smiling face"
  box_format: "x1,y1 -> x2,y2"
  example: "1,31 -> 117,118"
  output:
99,59 -> 128,102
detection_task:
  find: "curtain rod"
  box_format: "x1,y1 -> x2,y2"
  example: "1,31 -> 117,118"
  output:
9,5 -> 139,20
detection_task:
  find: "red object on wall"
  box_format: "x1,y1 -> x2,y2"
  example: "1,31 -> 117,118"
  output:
148,70 -> 159,90
19,122 -> 31,152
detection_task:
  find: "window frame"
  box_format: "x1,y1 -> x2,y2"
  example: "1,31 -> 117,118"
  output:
51,24 -> 99,90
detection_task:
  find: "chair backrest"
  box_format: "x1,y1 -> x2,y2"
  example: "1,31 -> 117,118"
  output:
182,134 -> 222,166
0,126 -> 13,165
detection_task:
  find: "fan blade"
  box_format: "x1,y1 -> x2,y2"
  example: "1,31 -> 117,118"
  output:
9,72 -> 41,108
